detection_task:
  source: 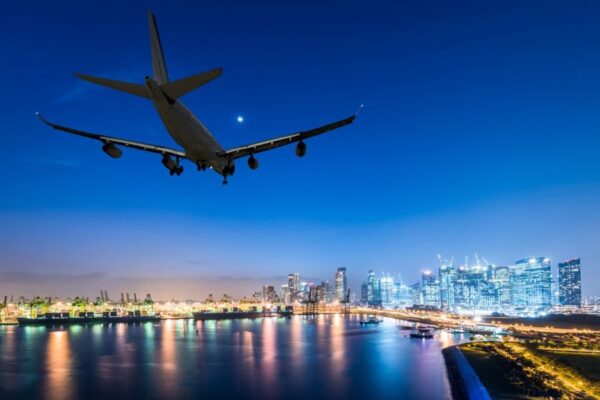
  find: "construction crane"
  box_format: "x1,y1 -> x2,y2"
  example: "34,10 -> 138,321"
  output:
302,286 -> 320,315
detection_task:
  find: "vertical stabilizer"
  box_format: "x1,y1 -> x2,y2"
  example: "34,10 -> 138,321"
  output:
148,11 -> 169,84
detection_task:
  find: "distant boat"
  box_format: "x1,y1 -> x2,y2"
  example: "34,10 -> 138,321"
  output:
192,308 -> 293,321
410,327 -> 434,339
17,312 -> 160,325
359,316 -> 382,326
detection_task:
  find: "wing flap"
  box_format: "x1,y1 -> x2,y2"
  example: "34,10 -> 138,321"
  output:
220,109 -> 360,160
36,113 -> 186,158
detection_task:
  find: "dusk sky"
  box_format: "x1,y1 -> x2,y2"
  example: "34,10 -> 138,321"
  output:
1,0 -> 600,300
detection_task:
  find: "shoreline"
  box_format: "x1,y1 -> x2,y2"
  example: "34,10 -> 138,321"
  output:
442,346 -> 492,400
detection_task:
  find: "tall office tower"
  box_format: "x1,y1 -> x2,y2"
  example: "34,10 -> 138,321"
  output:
439,263 -> 456,310
298,281 -> 310,302
288,273 -> 300,302
395,282 -> 413,308
511,257 -> 553,314
421,270 -> 440,307
360,282 -> 369,305
280,285 -> 290,304
480,264 -> 499,311
380,273 -> 394,306
462,266 -> 486,312
366,270 -> 382,307
558,258 -> 582,307
335,267 -> 348,301
320,281 -> 334,304
262,285 -> 277,303
493,266 -> 511,307
410,282 -> 422,306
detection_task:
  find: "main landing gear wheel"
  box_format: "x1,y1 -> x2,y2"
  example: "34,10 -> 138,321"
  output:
169,166 -> 183,176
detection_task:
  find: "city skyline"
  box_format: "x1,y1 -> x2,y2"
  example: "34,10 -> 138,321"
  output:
2,1 -> 600,298
0,253 -> 593,303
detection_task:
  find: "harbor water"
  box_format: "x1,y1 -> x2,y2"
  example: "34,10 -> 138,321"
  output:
0,315 -> 472,399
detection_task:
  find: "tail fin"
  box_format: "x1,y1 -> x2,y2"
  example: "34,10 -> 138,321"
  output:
160,68 -> 223,99
75,73 -> 149,98
148,11 -> 169,84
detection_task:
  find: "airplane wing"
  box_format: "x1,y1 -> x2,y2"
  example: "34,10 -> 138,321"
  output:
36,113 -> 187,158
219,106 -> 363,160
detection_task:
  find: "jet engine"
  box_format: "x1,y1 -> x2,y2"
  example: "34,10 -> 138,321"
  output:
102,143 -> 122,158
247,155 -> 259,170
295,141 -> 307,157
162,155 -> 176,170
162,155 -> 183,176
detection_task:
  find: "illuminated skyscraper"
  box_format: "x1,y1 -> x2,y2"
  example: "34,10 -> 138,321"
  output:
493,266 -> 511,307
421,270 -> 440,307
510,257 -> 552,314
360,282 -> 368,304
394,281 -> 413,308
321,281 -> 335,303
280,284 -> 290,304
335,267 -> 347,301
439,263 -> 456,310
366,270 -> 381,307
262,285 -> 277,303
380,273 -> 394,306
288,273 -> 300,302
558,258 -> 581,307
410,282 -> 422,306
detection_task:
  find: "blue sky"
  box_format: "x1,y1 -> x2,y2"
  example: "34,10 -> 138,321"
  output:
1,0 -> 599,299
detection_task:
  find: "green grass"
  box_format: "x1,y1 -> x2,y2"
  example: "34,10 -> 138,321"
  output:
460,344 -> 528,400
531,348 -> 600,387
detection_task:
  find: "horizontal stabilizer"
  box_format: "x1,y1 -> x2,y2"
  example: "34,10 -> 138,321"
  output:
75,73 -> 150,99
160,67 -> 223,99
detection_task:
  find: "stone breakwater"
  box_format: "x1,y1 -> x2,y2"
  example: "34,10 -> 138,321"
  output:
442,346 -> 491,400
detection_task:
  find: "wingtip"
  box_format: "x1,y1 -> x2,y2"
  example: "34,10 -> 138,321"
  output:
36,112 -> 51,126
354,104 -> 365,117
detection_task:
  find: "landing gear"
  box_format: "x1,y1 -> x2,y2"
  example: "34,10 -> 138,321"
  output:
222,160 -> 235,185
169,165 -> 184,176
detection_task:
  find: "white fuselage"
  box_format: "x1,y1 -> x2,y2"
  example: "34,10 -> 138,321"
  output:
144,77 -> 230,174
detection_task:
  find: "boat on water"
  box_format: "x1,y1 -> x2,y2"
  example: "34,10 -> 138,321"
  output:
359,316 -> 383,326
17,311 -> 160,325
410,326 -> 434,339
193,307 -> 293,321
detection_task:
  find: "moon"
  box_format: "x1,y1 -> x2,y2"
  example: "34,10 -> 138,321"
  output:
236,115 -> 244,123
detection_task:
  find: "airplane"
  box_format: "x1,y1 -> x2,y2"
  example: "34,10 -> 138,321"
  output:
37,11 -> 361,184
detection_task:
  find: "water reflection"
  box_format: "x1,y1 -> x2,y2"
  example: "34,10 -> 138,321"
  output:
158,319 -> 178,397
0,316 -> 472,400
45,330 -> 73,400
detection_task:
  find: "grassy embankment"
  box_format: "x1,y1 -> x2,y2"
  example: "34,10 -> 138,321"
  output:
460,342 -> 600,399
